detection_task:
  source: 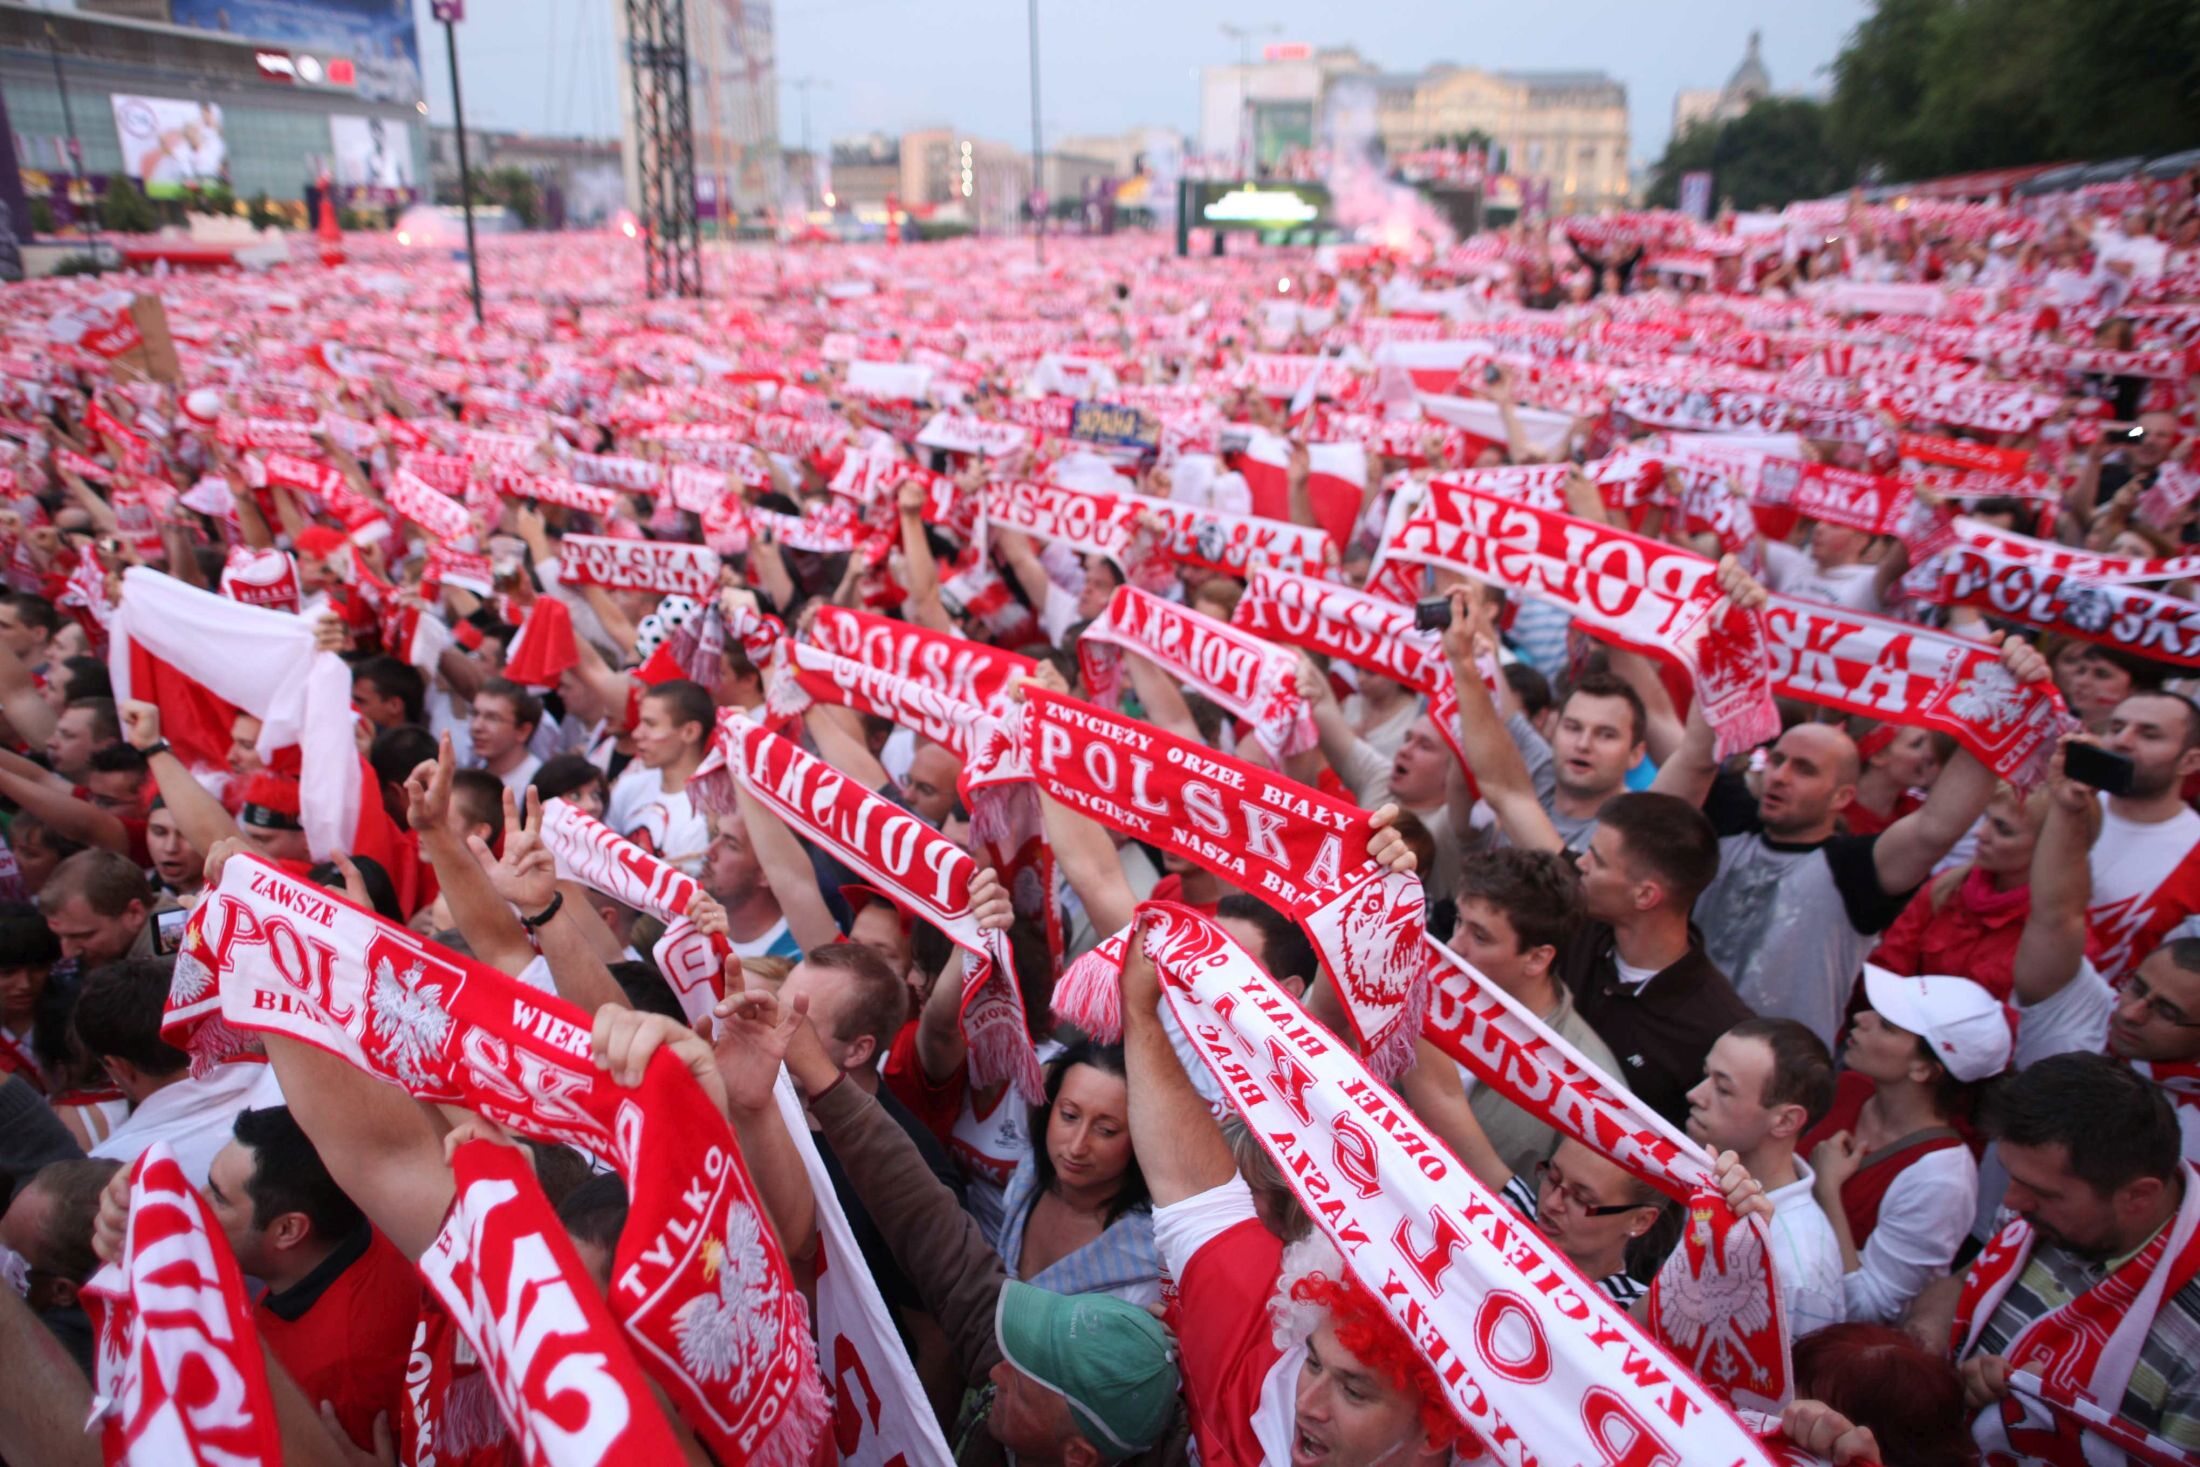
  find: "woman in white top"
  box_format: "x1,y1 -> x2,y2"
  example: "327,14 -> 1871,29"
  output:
1806,966 -> 2011,1324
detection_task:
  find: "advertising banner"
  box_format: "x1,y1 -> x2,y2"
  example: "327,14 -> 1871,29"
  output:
107,95 -> 228,199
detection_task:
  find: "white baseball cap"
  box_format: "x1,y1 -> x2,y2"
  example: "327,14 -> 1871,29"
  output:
1861,965 -> 2012,1083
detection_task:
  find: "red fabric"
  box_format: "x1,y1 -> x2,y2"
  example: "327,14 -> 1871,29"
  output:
128,642 -> 238,773
1802,1073 -> 1967,1247
257,1228 -> 423,1452
1148,873 -> 1221,916
1841,790 -> 1922,837
502,596 -> 578,689
1169,1218 -> 1285,1467
880,1019 -> 963,1148
1870,867 -> 2031,1004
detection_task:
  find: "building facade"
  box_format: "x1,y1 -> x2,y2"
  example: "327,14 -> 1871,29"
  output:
429,128 -> 623,228
1196,44 -> 1630,213
1671,31 -> 1773,142
0,0 -> 427,220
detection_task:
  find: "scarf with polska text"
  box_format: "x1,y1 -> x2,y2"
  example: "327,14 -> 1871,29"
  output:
980,478 -> 1141,564
80,1142 -> 285,1467
689,714 -> 1045,1103
187,853 -> 828,1467
1022,687 -> 1425,1075
1909,544 -> 2200,670
1954,1163 -> 2200,1467
1417,939 -> 1793,1413
420,1139 -> 688,1467
1127,490 -> 1336,579
1760,596 -> 2073,789
558,533 -> 721,600
1929,517 -> 2200,586
1899,432 -> 2031,475
1136,903 -> 1782,1467
510,472 -> 624,518
1384,483 -> 1780,757
539,797 -> 728,1022
764,627 -> 1059,971
1078,584 -> 1317,763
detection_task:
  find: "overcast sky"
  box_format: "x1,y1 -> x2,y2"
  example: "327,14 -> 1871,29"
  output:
411,0 -> 1871,166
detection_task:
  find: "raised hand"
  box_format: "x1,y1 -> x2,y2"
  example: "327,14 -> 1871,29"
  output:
404,734 -> 457,834
471,788 -> 557,913
708,987 -> 811,1114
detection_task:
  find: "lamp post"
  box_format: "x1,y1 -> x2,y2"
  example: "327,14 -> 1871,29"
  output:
431,0 -> 482,326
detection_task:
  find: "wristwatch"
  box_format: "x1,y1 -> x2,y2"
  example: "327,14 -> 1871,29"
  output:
139,740 -> 171,760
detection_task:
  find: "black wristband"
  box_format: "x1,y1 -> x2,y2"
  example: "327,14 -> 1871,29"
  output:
518,891 -> 564,930
139,741 -> 171,760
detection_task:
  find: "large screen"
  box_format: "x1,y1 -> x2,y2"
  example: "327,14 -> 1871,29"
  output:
169,0 -> 422,105
108,94 -> 229,199
330,114 -> 413,192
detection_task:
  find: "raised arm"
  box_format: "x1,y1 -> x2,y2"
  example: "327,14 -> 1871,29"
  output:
798,701 -> 895,793
896,479 -> 952,633
1443,591 -> 1562,853
1875,637 -> 2050,894
0,638 -> 55,750
911,869 -> 1011,1082
1039,787 -> 1139,937
1119,919 -> 1239,1205
0,749 -> 130,854
408,736 -> 537,976
1120,646 -> 1205,744
2011,741 -> 2098,1005
730,780 -> 841,952
991,526 -> 1056,619
122,700 -> 240,855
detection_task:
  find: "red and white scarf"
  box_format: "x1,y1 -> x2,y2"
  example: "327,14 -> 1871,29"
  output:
512,473 -> 624,518
1954,1163 -> 2200,1466
80,1143 -> 285,1467
2004,1371 -> 2195,1467
422,1139 -> 688,1466
389,466 -> 476,544
539,797 -> 728,1021
1024,687 -> 1425,1074
1139,903 -> 1781,1467
1761,596 -> 2074,788
188,854 -> 828,1467
1914,546 -> 2200,669
981,478 -> 1141,563
218,547 -> 303,612
1900,432 -> 2030,475
1385,484 -> 1780,757
1416,937 -> 1792,1411
557,533 -> 721,600
808,606 -> 1035,716
690,716 -> 1044,1103
1078,584 -> 1317,763
1129,491 -> 1336,578
1935,518 -> 2200,586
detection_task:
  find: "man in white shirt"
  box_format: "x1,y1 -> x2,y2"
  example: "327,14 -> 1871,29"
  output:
602,679 -> 714,876
1686,1017 -> 1847,1340
1755,518 -> 1908,616
74,957 -> 276,1186
466,676 -> 543,796
2083,692 -> 2200,980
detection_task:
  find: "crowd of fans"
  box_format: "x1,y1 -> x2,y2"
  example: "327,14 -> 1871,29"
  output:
1,173 -> 2199,1467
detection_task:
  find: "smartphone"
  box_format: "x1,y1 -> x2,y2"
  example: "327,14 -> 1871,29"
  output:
151,906 -> 190,956
1414,597 -> 1453,632
1483,364 -> 1503,386
2064,741 -> 2135,796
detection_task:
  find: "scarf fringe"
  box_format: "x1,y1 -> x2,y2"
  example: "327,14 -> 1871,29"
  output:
1051,941 -> 1126,1042
1710,698 -> 1783,762
966,999 -> 1048,1104
1360,964 -> 1426,1083
746,1359 -> 831,1467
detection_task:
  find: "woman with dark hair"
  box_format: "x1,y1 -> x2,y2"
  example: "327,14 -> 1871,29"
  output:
1781,1323 -> 1978,1467
993,1038 -> 1160,1306
1805,968 -> 2010,1324
530,753 -> 608,819
0,902 -> 67,1090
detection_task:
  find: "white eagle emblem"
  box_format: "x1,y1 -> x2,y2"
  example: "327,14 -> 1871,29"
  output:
672,1202 -> 778,1396
1944,660 -> 2027,730
367,954 -> 453,1089
168,946 -> 214,1006
1654,1203 -> 1776,1387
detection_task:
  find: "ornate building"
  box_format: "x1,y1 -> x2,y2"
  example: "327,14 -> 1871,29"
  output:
1671,31 -> 1773,142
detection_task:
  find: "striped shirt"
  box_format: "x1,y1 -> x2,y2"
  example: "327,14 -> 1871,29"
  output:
1970,1240 -> 2200,1452
1499,1174 -> 1649,1306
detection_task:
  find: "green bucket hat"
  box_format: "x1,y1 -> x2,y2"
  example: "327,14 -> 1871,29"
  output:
994,1281 -> 1179,1460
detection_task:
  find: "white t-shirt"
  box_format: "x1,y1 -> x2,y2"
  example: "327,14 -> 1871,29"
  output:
604,763 -> 712,877
90,1062 -> 283,1186
493,753 -> 543,797
2086,800 -> 2200,980
1766,1160 -> 1846,1340
1840,1143 -> 1977,1325
1760,540 -> 1885,615
729,916 -> 803,962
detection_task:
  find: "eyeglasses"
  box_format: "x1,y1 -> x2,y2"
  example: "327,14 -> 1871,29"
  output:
2113,969 -> 2200,1029
1533,1160 -> 1648,1218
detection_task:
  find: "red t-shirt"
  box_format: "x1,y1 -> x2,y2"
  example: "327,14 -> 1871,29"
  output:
1148,874 -> 1221,916
256,1226 -> 423,1451
879,1018 -> 1029,1192
1155,1179 -> 1290,1467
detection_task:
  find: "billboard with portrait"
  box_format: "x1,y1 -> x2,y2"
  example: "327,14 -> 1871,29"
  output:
169,0 -> 423,105
108,94 -> 229,199
330,115 -> 414,193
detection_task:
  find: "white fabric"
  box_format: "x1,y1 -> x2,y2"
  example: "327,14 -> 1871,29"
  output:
772,1071 -> 954,1467
109,568 -> 360,861
1840,1143 -> 1978,1325
604,763 -> 712,877
1766,1160 -> 1847,1339
89,1063 -> 278,1185
2087,800 -> 2200,979
1759,541 -> 1884,614
2012,960 -> 2115,1070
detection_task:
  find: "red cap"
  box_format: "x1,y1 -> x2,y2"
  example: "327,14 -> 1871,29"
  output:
502,596 -> 579,690
293,525 -> 347,561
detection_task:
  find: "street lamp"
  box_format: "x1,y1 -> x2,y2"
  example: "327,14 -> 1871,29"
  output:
430,0 -> 482,326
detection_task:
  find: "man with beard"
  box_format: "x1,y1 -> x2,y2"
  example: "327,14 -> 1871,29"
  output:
2005,741 -> 2200,1163
2078,692 -> 2200,980
1654,635 -> 2048,1047
1952,1055 -> 2200,1459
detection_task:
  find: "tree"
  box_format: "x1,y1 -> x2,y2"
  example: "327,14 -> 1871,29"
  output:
98,177 -> 159,234
1829,0 -> 2200,180
1645,98 -> 1848,211
486,167 -> 539,229
248,191 -> 276,230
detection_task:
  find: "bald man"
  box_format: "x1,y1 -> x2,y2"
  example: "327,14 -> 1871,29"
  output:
1653,687 -> 2019,1047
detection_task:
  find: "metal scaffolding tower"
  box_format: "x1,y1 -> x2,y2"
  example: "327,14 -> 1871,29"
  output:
624,0 -> 703,297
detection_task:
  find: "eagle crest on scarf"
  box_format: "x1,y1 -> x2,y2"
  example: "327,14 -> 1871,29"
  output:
367,953 -> 454,1090
674,1201 -> 780,1396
